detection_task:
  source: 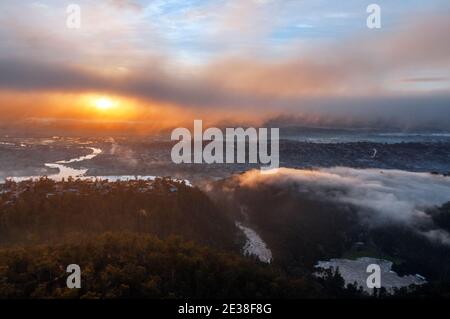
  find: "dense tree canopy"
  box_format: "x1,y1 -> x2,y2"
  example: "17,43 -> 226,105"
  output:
0,232 -> 324,299
0,177 -> 238,250
1,178 -> 449,298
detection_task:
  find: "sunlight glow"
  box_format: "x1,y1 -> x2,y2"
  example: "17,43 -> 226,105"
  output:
94,97 -> 115,111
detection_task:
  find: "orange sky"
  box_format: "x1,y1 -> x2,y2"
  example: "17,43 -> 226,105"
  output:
0,1 -> 449,132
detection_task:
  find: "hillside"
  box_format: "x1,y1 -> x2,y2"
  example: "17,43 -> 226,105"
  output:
0,177 -> 239,251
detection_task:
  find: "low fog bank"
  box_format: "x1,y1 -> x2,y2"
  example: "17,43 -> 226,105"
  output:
230,167 -> 450,246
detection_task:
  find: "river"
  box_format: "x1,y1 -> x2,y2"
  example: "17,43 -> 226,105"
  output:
236,222 -> 272,264
7,147 -> 192,184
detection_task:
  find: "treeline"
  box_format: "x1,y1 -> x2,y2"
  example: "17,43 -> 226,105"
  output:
209,179 -> 361,274
0,178 -> 367,299
0,178 -> 239,251
430,202 -> 450,233
1,231 -> 446,299
0,232 -> 330,299
209,178 -> 450,297
3,177 -> 449,298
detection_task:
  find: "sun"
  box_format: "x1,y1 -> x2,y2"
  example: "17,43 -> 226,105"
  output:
94,97 -> 116,111
84,94 -> 134,119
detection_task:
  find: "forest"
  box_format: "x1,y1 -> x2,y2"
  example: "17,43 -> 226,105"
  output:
208,176 -> 450,296
1,177 -> 449,298
0,177 -> 238,250
0,232 -> 322,299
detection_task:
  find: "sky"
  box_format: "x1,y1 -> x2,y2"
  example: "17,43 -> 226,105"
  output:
0,0 -> 449,132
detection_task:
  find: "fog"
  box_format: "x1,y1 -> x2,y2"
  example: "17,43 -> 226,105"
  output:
237,167 -> 450,245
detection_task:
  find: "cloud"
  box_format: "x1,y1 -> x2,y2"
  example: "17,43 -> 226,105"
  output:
0,2 -> 449,129
402,77 -> 449,83
236,167 -> 450,245
108,0 -> 142,11
422,229 -> 450,246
